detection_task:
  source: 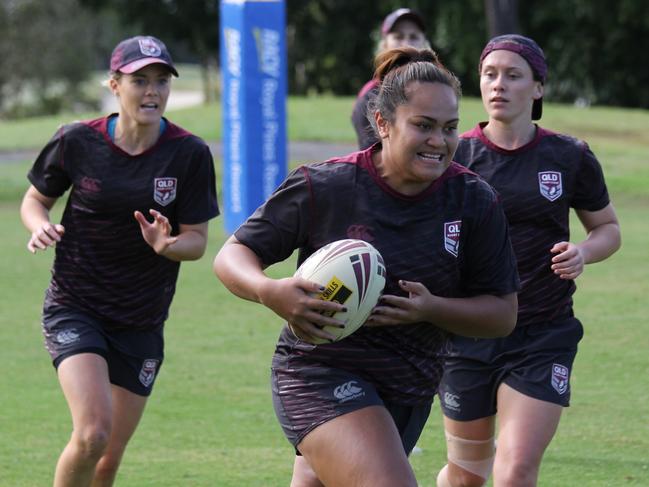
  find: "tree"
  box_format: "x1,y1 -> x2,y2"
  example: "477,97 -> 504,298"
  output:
520,0 -> 649,108
484,0 -> 520,37
80,0 -> 220,103
1,0 -> 98,117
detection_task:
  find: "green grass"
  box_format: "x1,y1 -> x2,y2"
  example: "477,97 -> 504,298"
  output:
1,100 -> 648,486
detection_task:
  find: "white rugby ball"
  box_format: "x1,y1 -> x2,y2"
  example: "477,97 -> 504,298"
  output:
290,239 -> 386,344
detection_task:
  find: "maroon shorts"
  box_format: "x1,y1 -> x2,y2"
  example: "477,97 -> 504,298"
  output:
271,360 -> 431,454
439,317 -> 583,420
42,305 -> 164,396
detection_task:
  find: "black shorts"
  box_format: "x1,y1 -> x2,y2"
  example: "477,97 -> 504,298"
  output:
42,305 -> 164,396
271,360 -> 431,455
438,317 -> 583,421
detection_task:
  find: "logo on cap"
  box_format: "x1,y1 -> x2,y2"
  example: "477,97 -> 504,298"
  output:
139,38 -> 162,57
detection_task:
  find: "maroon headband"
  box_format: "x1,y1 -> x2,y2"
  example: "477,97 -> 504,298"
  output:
479,34 -> 547,83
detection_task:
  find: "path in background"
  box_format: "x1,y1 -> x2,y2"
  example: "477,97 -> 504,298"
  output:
2,90 -> 357,164
0,141 -> 358,165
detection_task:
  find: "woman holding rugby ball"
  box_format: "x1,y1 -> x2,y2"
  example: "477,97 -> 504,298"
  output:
214,47 -> 519,487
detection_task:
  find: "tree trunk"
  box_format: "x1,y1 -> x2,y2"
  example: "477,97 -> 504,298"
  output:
484,0 -> 520,38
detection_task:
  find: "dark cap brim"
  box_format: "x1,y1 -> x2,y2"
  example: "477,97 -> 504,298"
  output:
532,97 -> 543,120
382,10 -> 426,37
118,58 -> 179,77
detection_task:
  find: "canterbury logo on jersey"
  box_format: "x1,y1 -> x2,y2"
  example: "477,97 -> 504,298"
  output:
154,177 -> 177,206
444,221 -> 462,257
538,171 -> 563,201
333,380 -> 365,402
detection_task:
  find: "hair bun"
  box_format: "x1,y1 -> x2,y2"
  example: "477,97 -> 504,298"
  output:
374,47 -> 440,82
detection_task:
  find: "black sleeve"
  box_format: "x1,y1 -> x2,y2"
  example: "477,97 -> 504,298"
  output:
571,142 -> 610,211
234,166 -> 312,266
461,180 -> 520,296
176,141 -> 220,224
27,127 -> 72,197
351,89 -> 380,150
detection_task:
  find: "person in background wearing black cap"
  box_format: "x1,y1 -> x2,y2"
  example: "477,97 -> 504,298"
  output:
20,35 -> 219,486
351,8 -> 431,150
435,34 -> 621,487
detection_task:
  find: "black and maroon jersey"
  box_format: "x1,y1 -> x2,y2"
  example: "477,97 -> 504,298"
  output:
454,123 -> 610,327
28,116 -> 219,331
351,79 -> 380,150
235,147 -> 519,405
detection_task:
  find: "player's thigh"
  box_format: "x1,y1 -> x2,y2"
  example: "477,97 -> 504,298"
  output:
58,353 -> 113,430
298,405 -> 417,487
443,414 -> 495,441
495,382 -> 563,462
104,385 -> 148,452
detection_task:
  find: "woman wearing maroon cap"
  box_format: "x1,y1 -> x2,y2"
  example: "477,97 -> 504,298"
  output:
435,35 -> 621,487
20,35 -> 219,486
351,8 -> 431,150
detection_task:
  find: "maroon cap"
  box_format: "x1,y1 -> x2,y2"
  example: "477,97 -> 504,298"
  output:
110,36 -> 178,77
381,8 -> 426,37
479,34 -> 547,120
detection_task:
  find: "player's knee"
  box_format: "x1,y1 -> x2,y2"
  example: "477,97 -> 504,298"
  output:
442,430 -> 495,487
290,456 -> 324,487
437,464 -> 452,487
494,456 -> 539,487
372,474 -> 417,487
72,422 -> 111,461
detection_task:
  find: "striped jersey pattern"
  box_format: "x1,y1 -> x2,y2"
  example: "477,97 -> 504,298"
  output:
236,146 -> 519,405
28,117 -> 219,330
454,123 -> 609,326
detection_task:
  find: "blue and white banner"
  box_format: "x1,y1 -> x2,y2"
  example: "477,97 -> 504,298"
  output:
220,0 -> 287,233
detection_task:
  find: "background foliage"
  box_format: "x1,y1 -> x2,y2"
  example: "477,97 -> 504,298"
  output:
0,0 -> 648,118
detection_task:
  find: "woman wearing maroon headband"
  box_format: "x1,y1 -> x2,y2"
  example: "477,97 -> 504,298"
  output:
435,35 -> 621,487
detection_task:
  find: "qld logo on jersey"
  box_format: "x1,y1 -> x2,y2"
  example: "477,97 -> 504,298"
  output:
551,363 -> 569,395
154,177 -> 177,206
538,171 -> 563,201
444,220 -> 462,257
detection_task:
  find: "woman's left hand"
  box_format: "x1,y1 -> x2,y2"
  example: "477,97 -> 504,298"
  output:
550,241 -> 585,280
366,280 -> 434,326
134,209 -> 178,255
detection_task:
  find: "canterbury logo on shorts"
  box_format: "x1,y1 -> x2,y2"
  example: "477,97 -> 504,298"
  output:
333,380 -> 365,403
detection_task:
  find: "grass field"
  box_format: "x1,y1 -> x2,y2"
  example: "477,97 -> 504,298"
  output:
0,97 -> 648,486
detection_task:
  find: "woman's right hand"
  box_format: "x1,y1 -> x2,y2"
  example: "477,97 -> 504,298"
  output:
259,276 -> 346,343
27,223 -> 65,253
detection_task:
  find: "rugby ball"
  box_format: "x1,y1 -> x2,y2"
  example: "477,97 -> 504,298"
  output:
290,239 -> 386,344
